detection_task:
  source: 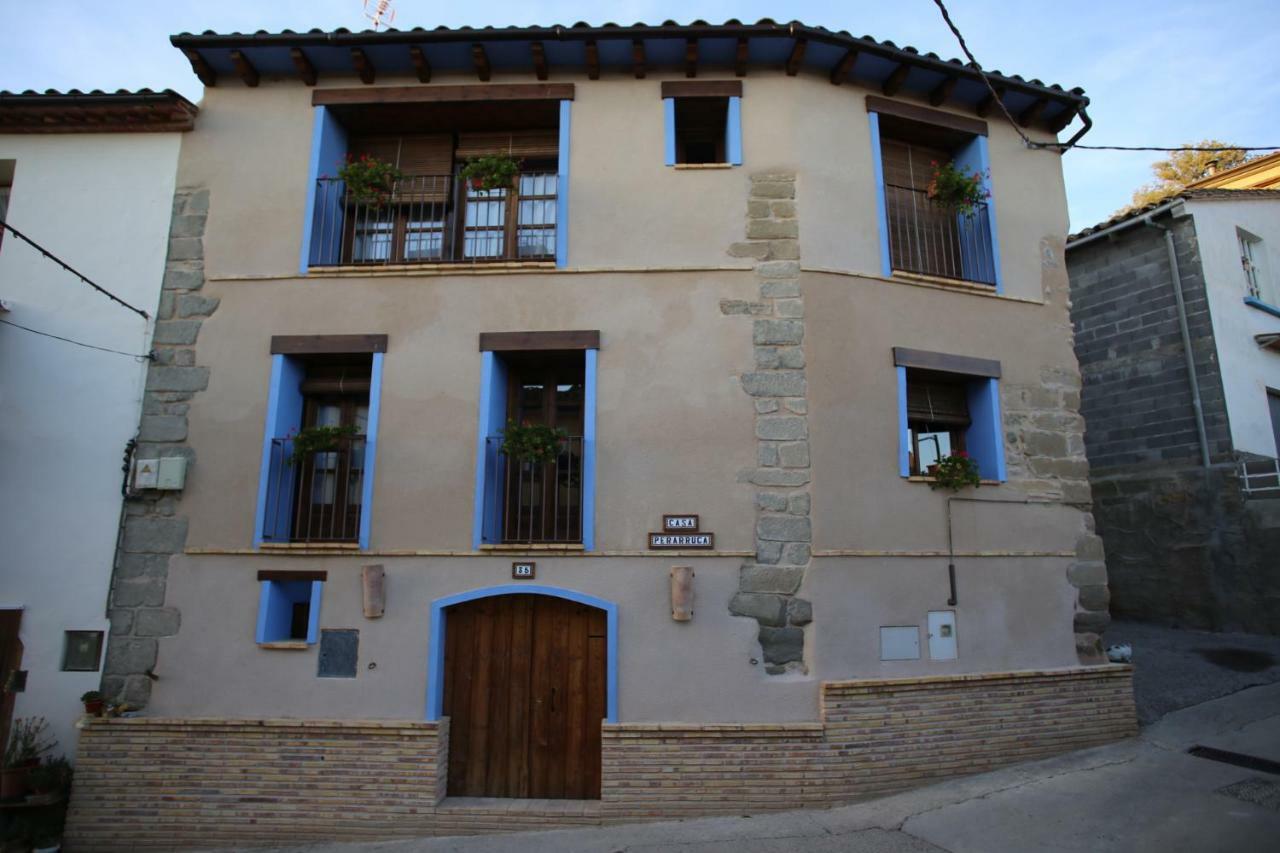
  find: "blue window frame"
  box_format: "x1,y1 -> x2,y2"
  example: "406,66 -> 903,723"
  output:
894,349 -> 1006,482
256,579 -> 323,644
663,95 -> 743,166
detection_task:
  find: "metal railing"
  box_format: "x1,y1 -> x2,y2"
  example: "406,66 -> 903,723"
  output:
483,435 -> 584,544
262,435 -> 366,543
1240,457 -> 1280,497
309,173 -> 558,267
885,184 -> 997,286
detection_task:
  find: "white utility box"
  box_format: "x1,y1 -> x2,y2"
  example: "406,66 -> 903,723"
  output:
879,625 -> 921,660
133,456 -> 187,491
927,610 -> 958,660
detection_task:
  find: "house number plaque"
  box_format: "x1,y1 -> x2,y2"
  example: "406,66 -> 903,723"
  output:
511,561 -> 536,579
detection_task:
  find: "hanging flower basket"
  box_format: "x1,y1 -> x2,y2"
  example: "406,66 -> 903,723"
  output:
499,420 -> 566,465
926,160 -> 989,215
929,451 -> 982,491
337,154 -> 403,207
460,154 -> 521,192
286,425 -> 358,467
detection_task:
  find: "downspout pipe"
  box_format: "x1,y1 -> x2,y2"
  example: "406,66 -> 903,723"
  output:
1142,215 -> 1212,468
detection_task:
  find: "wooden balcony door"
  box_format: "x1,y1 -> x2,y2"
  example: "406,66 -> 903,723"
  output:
505,356 -> 584,543
443,594 -> 607,799
292,395 -> 367,542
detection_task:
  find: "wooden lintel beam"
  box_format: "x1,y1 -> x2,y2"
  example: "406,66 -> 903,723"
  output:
471,43 -> 491,82
183,48 -> 217,87
929,76 -> 957,107
734,38 -> 749,77
1018,97 -> 1048,128
351,48 -> 375,84
409,46 -> 431,83
1047,104 -> 1079,133
632,39 -> 646,79
229,50 -> 260,87
830,49 -> 858,85
531,41 -> 548,81
785,39 -> 807,76
289,48 -> 317,86
585,40 -> 600,80
882,63 -> 910,97
685,39 -> 698,78
976,87 -> 1005,118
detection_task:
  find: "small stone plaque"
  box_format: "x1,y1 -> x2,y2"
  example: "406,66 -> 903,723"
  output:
317,629 -> 359,678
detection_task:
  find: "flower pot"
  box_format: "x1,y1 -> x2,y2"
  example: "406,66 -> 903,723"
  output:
0,766 -> 30,801
83,699 -> 104,717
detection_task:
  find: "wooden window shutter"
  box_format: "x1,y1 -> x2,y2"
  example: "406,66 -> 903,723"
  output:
455,130 -> 558,160
880,139 -> 950,191
396,135 -> 454,176
907,379 -> 970,426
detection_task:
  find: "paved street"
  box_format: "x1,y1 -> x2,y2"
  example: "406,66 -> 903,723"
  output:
240,622 -> 1280,853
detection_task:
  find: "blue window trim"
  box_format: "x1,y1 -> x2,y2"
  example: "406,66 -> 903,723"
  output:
556,99 -> 571,268
726,96 -> 743,166
583,348 -> 598,550
663,97 -> 676,166
299,105 -> 348,275
425,585 -> 618,723
255,579 -> 323,644
896,365 -> 910,477
357,352 -> 385,550
1245,296 -> 1280,319
868,112 -> 893,278
897,367 -> 1006,482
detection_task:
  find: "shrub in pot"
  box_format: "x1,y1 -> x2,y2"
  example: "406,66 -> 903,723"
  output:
80,690 -> 104,717
1,717 -> 55,800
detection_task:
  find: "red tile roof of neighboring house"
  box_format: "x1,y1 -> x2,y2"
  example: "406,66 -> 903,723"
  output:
1069,189 -> 1280,243
0,89 -> 198,133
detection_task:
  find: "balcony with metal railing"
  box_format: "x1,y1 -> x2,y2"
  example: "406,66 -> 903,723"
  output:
309,172 -> 558,267
481,435 -> 584,545
261,435 -> 367,544
885,183 -> 997,286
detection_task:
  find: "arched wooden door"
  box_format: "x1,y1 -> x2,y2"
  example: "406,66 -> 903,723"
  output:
443,594 -> 607,799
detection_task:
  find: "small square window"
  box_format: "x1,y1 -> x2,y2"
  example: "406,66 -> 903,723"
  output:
673,97 -> 728,165
906,370 -> 971,477
62,631 -> 104,672
895,351 -> 1006,483
256,577 -> 323,645
1239,228 -> 1270,303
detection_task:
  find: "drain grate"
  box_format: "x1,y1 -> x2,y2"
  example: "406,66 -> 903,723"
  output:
1188,745 -> 1280,776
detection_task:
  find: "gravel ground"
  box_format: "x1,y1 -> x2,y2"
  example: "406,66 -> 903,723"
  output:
1106,619 -> 1280,724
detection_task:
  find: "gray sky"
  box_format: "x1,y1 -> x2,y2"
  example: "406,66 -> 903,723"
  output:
2,0 -> 1276,230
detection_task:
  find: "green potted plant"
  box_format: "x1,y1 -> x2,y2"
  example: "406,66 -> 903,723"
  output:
337,153 -> 403,207
26,757 -> 72,806
79,690 -> 104,717
460,154 -> 521,192
926,160 -> 989,215
499,420 -> 567,465
1,717 -> 56,801
286,424 -> 358,467
929,450 -> 982,491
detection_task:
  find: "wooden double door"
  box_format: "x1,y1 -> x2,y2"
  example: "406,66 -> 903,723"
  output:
443,594 -> 606,799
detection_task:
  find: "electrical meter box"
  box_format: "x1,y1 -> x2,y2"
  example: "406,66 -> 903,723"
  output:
133,456 -> 187,491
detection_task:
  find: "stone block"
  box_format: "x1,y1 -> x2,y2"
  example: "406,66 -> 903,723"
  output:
783,397 -> 807,414
787,493 -> 811,516
112,577 -> 167,608
787,598 -> 813,626
104,637 -> 158,674
756,416 -> 808,441
760,280 -> 801,298
1067,560 -> 1108,589
720,299 -> 771,316
781,543 -> 811,564
769,201 -> 796,218
758,626 -> 804,663
146,366 -> 209,392
757,515 -> 812,542
162,267 -> 204,291
751,172 -> 796,183
755,347 -> 781,369
1075,534 -> 1106,561
747,199 -> 771,218
116,553 -> 170,580
1025,430 -> 1070,459
169,215 -> 207,239
777,347 -> 805,369
177,294 -> 220,318
779,442 -> 810,468
122,516 -> 188,554
156,292 -> 174,320
756,492 -> 788,512
776,299 -> 804,318
138,415 -> 188,443
750,468 -> 811,487
746,219 -> 799,240
122,675 -> 154,706
753,319 -> 804,346
755,542 -> 783,565
184,189 -> 211,213
749,181 -> 796,199
134,608 -> 182,637
729,593 -> 787,627
767,240 -> 800,260
754,399 -> 779,414
1078,584 -> 1110,611
167,237 -> 203,262
109,609 -> 134,636
756,261 -> 801,279
173,350 -> 196,366
742,371 -> 806,397
739,564 -> 805,594
727,242 -> 770,260
152,320 -> 201,346
1028,457 -> 1091,479
758,443 -> 779,467
1074,609 -> 1111,635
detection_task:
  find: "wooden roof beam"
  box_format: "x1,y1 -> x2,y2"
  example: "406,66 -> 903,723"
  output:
531,41 -> 549,81
229,50 -> 260,87
182,48 -> 217,88
632,39 -> 646,79
929,76 -> 957,107
1018,97 -> 1048,128
735,37 -> 748,77
409,46 -> 431,83
351,48 -> 375,84
471,44 -> 491,82
976,87 -> 1005,118
830,49 -> 857,85
685,39 -> 698,78
785,39 -> 807,76
289,48 -> 317,86
585,40 -> 600,80
882,63 -> 909,97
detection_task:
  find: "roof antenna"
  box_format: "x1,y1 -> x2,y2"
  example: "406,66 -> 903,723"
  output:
363,0 -> 396,31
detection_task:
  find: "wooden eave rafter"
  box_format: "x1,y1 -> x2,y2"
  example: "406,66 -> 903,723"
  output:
882,63 -> 909,97
182,48 -> 217,87
976,87 -> 1005,118
229,50 -> 259,87
408,46 -> 431,83
351,47 -> 375,84
531,41 -> 549,81
734,38 -> 749,77
830,49 -> 857,85
684,39 -> 698,78
471,43 -> 492,81
785,38 -> 806,76
289,48 -> 317,86
1047,103 -> 1078,133
1018,97 -> 1047,128
632,39 -> 646,79
585,40 -> 600,79
929,76 -> 956,107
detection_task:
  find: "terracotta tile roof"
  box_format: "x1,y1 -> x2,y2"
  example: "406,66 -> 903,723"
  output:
0,89 -> 198,133
1068,189 -> 1280,243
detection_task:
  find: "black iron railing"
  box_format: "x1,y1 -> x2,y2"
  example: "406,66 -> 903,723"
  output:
309,173 -> 557,266
262,435 -> 366,543
483,435 -> 584,544
885,184 -> 997,286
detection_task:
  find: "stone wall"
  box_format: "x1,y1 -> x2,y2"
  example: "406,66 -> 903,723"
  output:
65,666 -> 1135,850
722,172 -> 814,674
103,187 -> 216,706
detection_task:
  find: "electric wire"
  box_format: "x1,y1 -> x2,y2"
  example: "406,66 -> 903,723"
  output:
0,317 -> 154,361
928,0 -> 1280,155
0,218 -> 150,319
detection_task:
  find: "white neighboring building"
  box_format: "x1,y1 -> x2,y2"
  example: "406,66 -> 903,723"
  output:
0,90 -> 196,754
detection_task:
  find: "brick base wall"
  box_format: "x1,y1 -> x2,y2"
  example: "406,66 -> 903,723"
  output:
65,667 -> 1135,850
